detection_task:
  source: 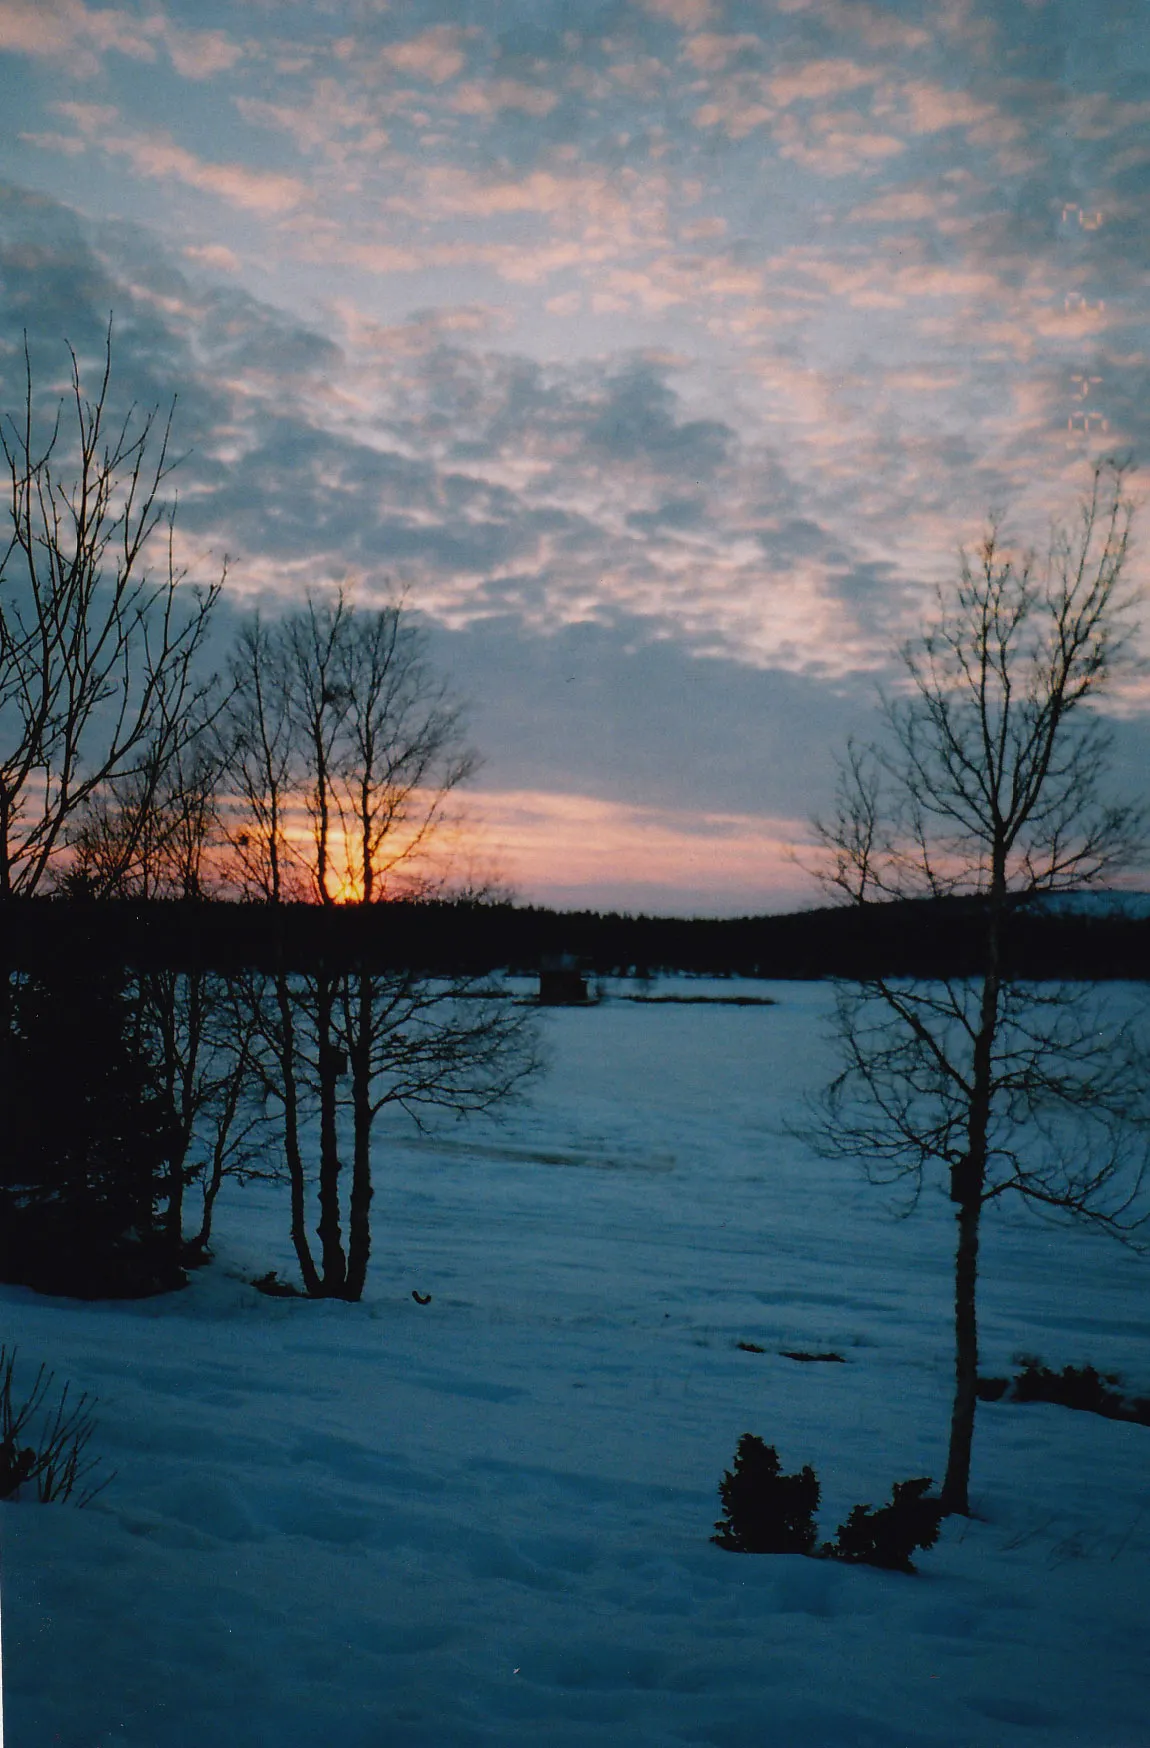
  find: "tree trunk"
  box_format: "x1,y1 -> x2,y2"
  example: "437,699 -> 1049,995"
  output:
941,868 -> 1002,1515
165,1150 -> 186,1252
0,786 -> 10,900
0,795 -> 14,1129
940,1193 -> 982,1514
168,969 -> 205,1252
159,978 -> 186,1255
191,1167 -> 219,1260
275,971 -> 321,1296
191,1024 -> 249,1259
344,970 -> 374,1302
190,1122 -> 227,1264
315,729 -> 333,905
0,952 -> 12,1127
314,971 -> 347,1294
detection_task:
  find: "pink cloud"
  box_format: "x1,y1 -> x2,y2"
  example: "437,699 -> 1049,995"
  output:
772,0 -> 929,50
321,240 -> 432,274
237,84 -> 390,163
591,267 -> 687,313
883,368 -> 962,392
449,79 -> 560,118
774,246 -> 1001,311
694,99 -> 773,140
773,112 -> 904,175
848,189 -> 950,222
378,28 -> 467,85
395,166 -> 645,237
901,80 -> 1022,145
680,216 -> 728,241
183,242 -> 241,272
767,58 -> 878,106
682,33 -> 762,71
53,99 -> 120,130
54,104 -> 308,213
692,61 -> 893,154
18,129 -> 88,156
0,1 -> 241,80
0,0 -> 154,74
129,143 -> 306,210
161,23 -> 243,80
635,0 -> 716,27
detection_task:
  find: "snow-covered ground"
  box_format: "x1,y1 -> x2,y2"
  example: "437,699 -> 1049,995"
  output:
2,979 -> 1148,1748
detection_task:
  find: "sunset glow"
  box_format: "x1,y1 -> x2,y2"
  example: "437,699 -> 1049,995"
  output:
466,789 -> 809,915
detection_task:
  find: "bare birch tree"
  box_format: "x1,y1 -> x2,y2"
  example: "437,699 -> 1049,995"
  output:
335,598 -> 475,902
811,460 -> 1150,1514
0,328 -> 219,897
284,597 -> 351,906
219,593 -> 539,1300
216,616 -> 301,902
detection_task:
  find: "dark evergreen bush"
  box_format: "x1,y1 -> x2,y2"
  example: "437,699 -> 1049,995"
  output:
0,962 -> 185,1299
712,1434 -> 820,1554
712,1437 -> 942,1573
981,1356 -> 1150,1426
825,1477 -> 942,1573
1012,1358 -> 1125,1417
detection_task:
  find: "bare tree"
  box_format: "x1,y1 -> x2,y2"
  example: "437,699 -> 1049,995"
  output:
240,961 -> 539,1300
219,593 -> 540,1300
335,598 -> 476,902
284,597 -> 351,905
811,460 -> 1150,1514
144,964 -> 275,1264
64,728 -> 224,900
0,327 -> 219,898
57,723 -> 270,1264
216,616 -> 305,902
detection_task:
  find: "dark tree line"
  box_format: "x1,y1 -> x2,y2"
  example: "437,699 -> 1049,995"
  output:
8,889 -> 1150,982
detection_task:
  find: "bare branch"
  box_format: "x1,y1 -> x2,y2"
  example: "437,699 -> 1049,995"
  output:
0,324 -> 220,895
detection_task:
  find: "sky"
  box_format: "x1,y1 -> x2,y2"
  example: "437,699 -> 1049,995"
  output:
0,0 -> 1147,914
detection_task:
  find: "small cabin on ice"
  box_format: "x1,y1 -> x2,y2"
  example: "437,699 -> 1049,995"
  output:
538,952 -> 589,1005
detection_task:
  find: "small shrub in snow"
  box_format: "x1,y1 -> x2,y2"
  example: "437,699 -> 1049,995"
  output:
823,1478 -> 943,1574
0,1347 -> 112,1506
1012,1358 -> 1126,1417
712,1435 -> 820,1554
978,1356 -> 1150,1426
712,1437 -> 942,1573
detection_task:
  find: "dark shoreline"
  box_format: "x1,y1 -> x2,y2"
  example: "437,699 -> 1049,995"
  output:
3,893 -> 1150,981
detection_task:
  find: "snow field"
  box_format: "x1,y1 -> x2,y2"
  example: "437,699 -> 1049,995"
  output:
1,980 -> 1148,1746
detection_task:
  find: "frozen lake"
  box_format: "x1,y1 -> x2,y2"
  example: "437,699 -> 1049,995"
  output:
2,979 -> 1148,1746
